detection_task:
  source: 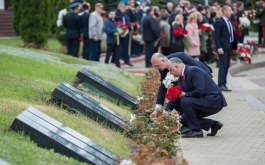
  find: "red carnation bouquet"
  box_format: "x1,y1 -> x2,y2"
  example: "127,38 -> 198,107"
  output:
173,27 -> 189,50
200,23 -> 214,32
116,21 -> 129,37
173,27 -> 188,37
238,44 -> 252,64
165,85 -> 182,101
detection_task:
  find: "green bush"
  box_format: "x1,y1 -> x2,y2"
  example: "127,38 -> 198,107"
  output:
19,0 -> 52,48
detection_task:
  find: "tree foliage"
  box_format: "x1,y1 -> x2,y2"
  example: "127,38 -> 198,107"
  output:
16,0 -> 52,48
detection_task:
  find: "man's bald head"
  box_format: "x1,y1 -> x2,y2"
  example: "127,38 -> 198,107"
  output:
151,53 -> 168,71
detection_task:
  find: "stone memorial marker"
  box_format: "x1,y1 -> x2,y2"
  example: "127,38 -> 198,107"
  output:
0,159 -> 11,165
52,82 -> 130,131
10,106 -> 120,165
76,68 -> 139,109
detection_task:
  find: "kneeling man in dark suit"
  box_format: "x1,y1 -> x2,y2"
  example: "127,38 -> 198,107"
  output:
167,57 -> 227,138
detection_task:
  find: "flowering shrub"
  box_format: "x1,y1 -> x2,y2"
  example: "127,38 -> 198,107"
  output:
127,70 -> 187,165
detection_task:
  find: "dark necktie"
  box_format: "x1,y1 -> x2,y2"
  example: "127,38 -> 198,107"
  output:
181,76 -> 186,91
227,19 -> 234,42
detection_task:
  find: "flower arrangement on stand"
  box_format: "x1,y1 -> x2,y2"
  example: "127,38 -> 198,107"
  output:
246,41 -> 259,55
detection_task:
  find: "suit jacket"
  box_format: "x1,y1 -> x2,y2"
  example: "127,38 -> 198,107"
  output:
115,9 -> 131,31
80,12 -> 90,38
142,15 -> 160,42
156,52 -> 213,105
63,12 -> 81,38
214,17 -> 237,52
105,18 -> 118,44
179,65 -> 227,108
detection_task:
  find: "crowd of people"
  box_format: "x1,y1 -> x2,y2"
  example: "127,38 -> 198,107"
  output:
59,0 -> 265,138
59,0 -> 265,68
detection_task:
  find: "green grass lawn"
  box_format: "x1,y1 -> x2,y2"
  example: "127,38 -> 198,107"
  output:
0,38 -> 62,52
0,43 -> 143,164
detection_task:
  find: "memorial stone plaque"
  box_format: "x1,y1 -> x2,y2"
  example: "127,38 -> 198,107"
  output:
76,68 -> 139,109
10,106 -> 120,165
0,160 -> 11,165
52,82 -> 131,131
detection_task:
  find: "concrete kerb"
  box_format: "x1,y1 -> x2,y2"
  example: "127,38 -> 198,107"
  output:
228,55 -> 265,111
229,60 -> 265,76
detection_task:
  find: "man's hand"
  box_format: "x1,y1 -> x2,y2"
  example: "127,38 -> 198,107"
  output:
150,110 -> 158,118
118,28 -> 123,34
179,92 -> 186,98
218,48 -> 224,55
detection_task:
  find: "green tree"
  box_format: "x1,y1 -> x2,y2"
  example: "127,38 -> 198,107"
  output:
54,0 -> 69,46
12,0 -> 22,34
19,0 -> 52,48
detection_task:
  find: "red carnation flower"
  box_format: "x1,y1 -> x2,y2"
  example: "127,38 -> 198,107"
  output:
116,21 -> 123,26
173,27 -> 183,36
160,32 -> 166,38
183,29 -> 188,35
79,36 -> 84,42
234,28 -> 241,38
165,86 -> 182,101
231,20 -> 238,26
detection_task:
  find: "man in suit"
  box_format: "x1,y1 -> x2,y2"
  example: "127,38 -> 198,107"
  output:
150,52 -> 212,116
115,2 -> 134,66
167,57 -> 227,138
214,5 -> 237,91
80,3 -> 90,60
63,1 -> 81,57
142,7 -> 160,68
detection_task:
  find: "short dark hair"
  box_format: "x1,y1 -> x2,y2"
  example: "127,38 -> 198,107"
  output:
146,7 -> 153,15
82,4 -> 89,10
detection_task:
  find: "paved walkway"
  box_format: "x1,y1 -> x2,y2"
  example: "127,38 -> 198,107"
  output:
124,53 -> 265,165
180,62 -> 265,165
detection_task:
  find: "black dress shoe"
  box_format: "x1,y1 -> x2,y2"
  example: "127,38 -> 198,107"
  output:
125,62 -> 134,67
207,121 -> 223,136
182,130 -> 203,138
176,126 -> 191,135
180,127 -> 191,134
219,86 -> 232,92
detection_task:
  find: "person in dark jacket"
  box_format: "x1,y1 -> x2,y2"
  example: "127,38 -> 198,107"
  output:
80,3 -> 90,60
214,6 -> 237,91
142,7 -> 160,67
115,2 -> 134,66
150,52 -> 212,116
167,57 -> 227,138
63,1 -> 81,57
104,11 -> 121,68
171,14 -> 185,53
